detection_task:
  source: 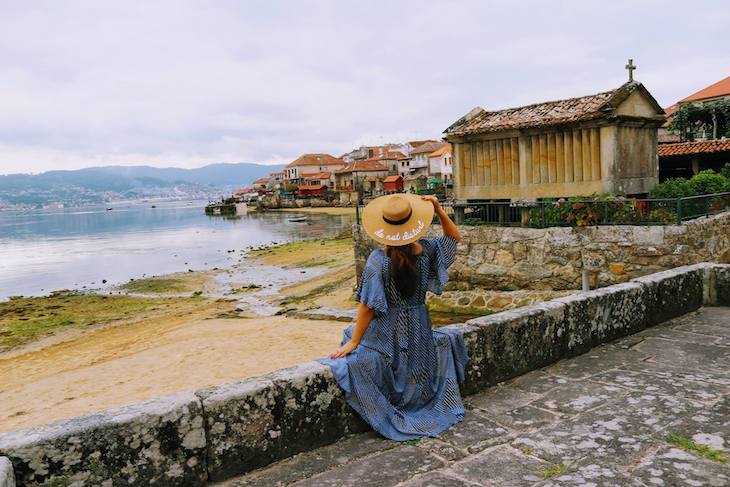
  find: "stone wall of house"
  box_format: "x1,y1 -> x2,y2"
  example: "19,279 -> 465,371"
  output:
353,212 -> 730,291
2,264 -> 728,486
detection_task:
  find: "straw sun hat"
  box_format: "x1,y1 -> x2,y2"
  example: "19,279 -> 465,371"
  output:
361,194 -> 434,246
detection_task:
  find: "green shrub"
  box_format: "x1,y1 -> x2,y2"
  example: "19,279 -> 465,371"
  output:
688,170 -> 730,195
650,177 -> 695,198
722,163 -> 730,180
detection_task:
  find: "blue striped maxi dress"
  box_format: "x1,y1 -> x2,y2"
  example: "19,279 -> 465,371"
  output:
318,236 -> 469,441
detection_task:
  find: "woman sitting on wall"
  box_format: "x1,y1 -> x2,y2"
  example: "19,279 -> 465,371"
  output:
318,194 -> 468,440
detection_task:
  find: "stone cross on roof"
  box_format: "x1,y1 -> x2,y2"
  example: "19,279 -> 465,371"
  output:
625,58 -> 636,82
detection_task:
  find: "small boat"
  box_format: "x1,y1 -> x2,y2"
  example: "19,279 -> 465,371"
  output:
151,205 -> 156,208
106,208 -> 113,211
287,215 -> 307,223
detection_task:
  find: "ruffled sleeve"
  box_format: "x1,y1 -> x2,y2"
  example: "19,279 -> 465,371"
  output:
425,235 -> 458,295
355,249 -> 388,313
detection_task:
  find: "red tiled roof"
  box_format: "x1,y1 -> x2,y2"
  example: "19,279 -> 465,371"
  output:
411,141 -> 447,155
408,140 -> 438,148
336,160 -> 389,173
303,171 -> 332,179
383,175 -> 403,183
658,139 -> 730,157
287,153 -> 344,168
445,82 -> 664,137
253,177 -> 269,184
680,76 -> 730,103
297,184 -> 328,191
428,143 -> 452,157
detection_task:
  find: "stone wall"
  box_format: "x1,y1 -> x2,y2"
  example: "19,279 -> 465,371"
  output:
1,264 -> 728,486
0,458 -> 14,487
353,212 -> 730,290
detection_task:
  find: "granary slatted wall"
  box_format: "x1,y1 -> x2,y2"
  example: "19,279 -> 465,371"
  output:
453,128 -> 601,188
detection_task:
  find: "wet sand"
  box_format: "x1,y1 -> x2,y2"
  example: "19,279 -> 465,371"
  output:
0,235 -> 356,432
0,313 -> 344,431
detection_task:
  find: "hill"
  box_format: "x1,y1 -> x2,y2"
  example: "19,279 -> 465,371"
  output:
0,163 -> 283,208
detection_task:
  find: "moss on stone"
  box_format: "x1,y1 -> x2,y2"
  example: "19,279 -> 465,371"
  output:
537,463 -> 575,479
667,432 -> 727,463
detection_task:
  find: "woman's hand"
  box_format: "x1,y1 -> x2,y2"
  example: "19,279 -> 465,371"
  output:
421,195 -> 442,212
329,340 -> 359,359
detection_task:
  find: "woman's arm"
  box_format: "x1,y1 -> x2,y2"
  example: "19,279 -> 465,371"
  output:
421,195 -> 461,241
329,302 -> 375,358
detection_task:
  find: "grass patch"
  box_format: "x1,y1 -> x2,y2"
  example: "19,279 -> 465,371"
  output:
401,439 -> 420,445
249,235 -> 353,268
121,277 -> 193,294
666,432 -> 727,463
537,463 -> 574,479
521,446 -> 534,455
0,292 -> 199,351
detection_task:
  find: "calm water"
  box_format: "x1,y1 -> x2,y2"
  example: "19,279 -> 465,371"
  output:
0,201 -> 354,300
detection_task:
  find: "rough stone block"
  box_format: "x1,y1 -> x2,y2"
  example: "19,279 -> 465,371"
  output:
712,264 -> 730,305
198,361 -> 362,482
554,281 -> 650,356
0,457 -> 14,487
0,393 -> 207,487
465,301 -> 567,388
632,263 -> 707,326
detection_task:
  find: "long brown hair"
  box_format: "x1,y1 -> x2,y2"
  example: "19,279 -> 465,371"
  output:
385,243 -> 419,299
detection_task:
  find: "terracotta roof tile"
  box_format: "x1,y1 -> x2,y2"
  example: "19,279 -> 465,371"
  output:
303,171 -> 332,179
335,160 -> 389,173
658,139 -> 730,157
680,76 -> 730,103
411,141 -> 447,155
297,184 -> 328,191
445,82 -> 664,137
428,143 -> 452,157
383,175 -> 402,182
287,153 -> 344,168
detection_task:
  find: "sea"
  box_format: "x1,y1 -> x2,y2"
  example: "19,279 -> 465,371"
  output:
0,200 -> 354,300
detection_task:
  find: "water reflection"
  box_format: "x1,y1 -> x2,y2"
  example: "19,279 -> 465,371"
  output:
0,201 -> 353,299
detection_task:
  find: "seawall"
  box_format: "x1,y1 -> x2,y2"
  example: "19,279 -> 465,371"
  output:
1,263 -> 729,486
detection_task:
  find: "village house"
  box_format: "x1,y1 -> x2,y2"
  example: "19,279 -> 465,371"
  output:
382,175 -> 404,192
283,153 -> 344,182
407,141 -> 446,178
658,75 -> 730,179
444,72 -> 665,202
265,171 -> 285,191
334,160 -> 389,204
427,142 -> 453,182
252,176 -> 269,193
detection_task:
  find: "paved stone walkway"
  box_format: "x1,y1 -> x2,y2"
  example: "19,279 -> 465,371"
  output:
216,307 -> 730,487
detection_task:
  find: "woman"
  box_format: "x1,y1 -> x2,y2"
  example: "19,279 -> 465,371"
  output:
318,194 -> 468,441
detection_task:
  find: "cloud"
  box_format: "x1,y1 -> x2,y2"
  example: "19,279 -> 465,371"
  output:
0,0 -> 728,174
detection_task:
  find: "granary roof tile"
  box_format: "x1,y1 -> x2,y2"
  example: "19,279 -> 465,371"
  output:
444,81 -> 664,137
658,139 -> 730,157
383,175 -> 403,182
287,153 -> 344,168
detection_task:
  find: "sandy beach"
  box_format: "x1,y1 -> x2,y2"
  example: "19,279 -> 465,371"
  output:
0,234 -> 356,431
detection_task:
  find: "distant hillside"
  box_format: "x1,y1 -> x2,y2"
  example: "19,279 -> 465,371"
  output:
0,163 -> 284,190
0,163 -> 283,208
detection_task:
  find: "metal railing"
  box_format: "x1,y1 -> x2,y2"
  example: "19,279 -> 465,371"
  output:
355,192 -> 730,227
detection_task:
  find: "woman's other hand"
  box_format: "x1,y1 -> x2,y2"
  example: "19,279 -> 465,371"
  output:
329,340 -> 358,359
420,195 -> 441,211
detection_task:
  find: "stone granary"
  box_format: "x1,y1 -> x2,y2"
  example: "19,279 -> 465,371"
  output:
444,80 -> 666,201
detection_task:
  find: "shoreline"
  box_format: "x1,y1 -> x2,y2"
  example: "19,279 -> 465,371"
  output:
0,234 -> 357,431
266,206 -> 356,216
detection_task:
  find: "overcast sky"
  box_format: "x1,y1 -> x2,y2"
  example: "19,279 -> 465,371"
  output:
1,0 -> 729,174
